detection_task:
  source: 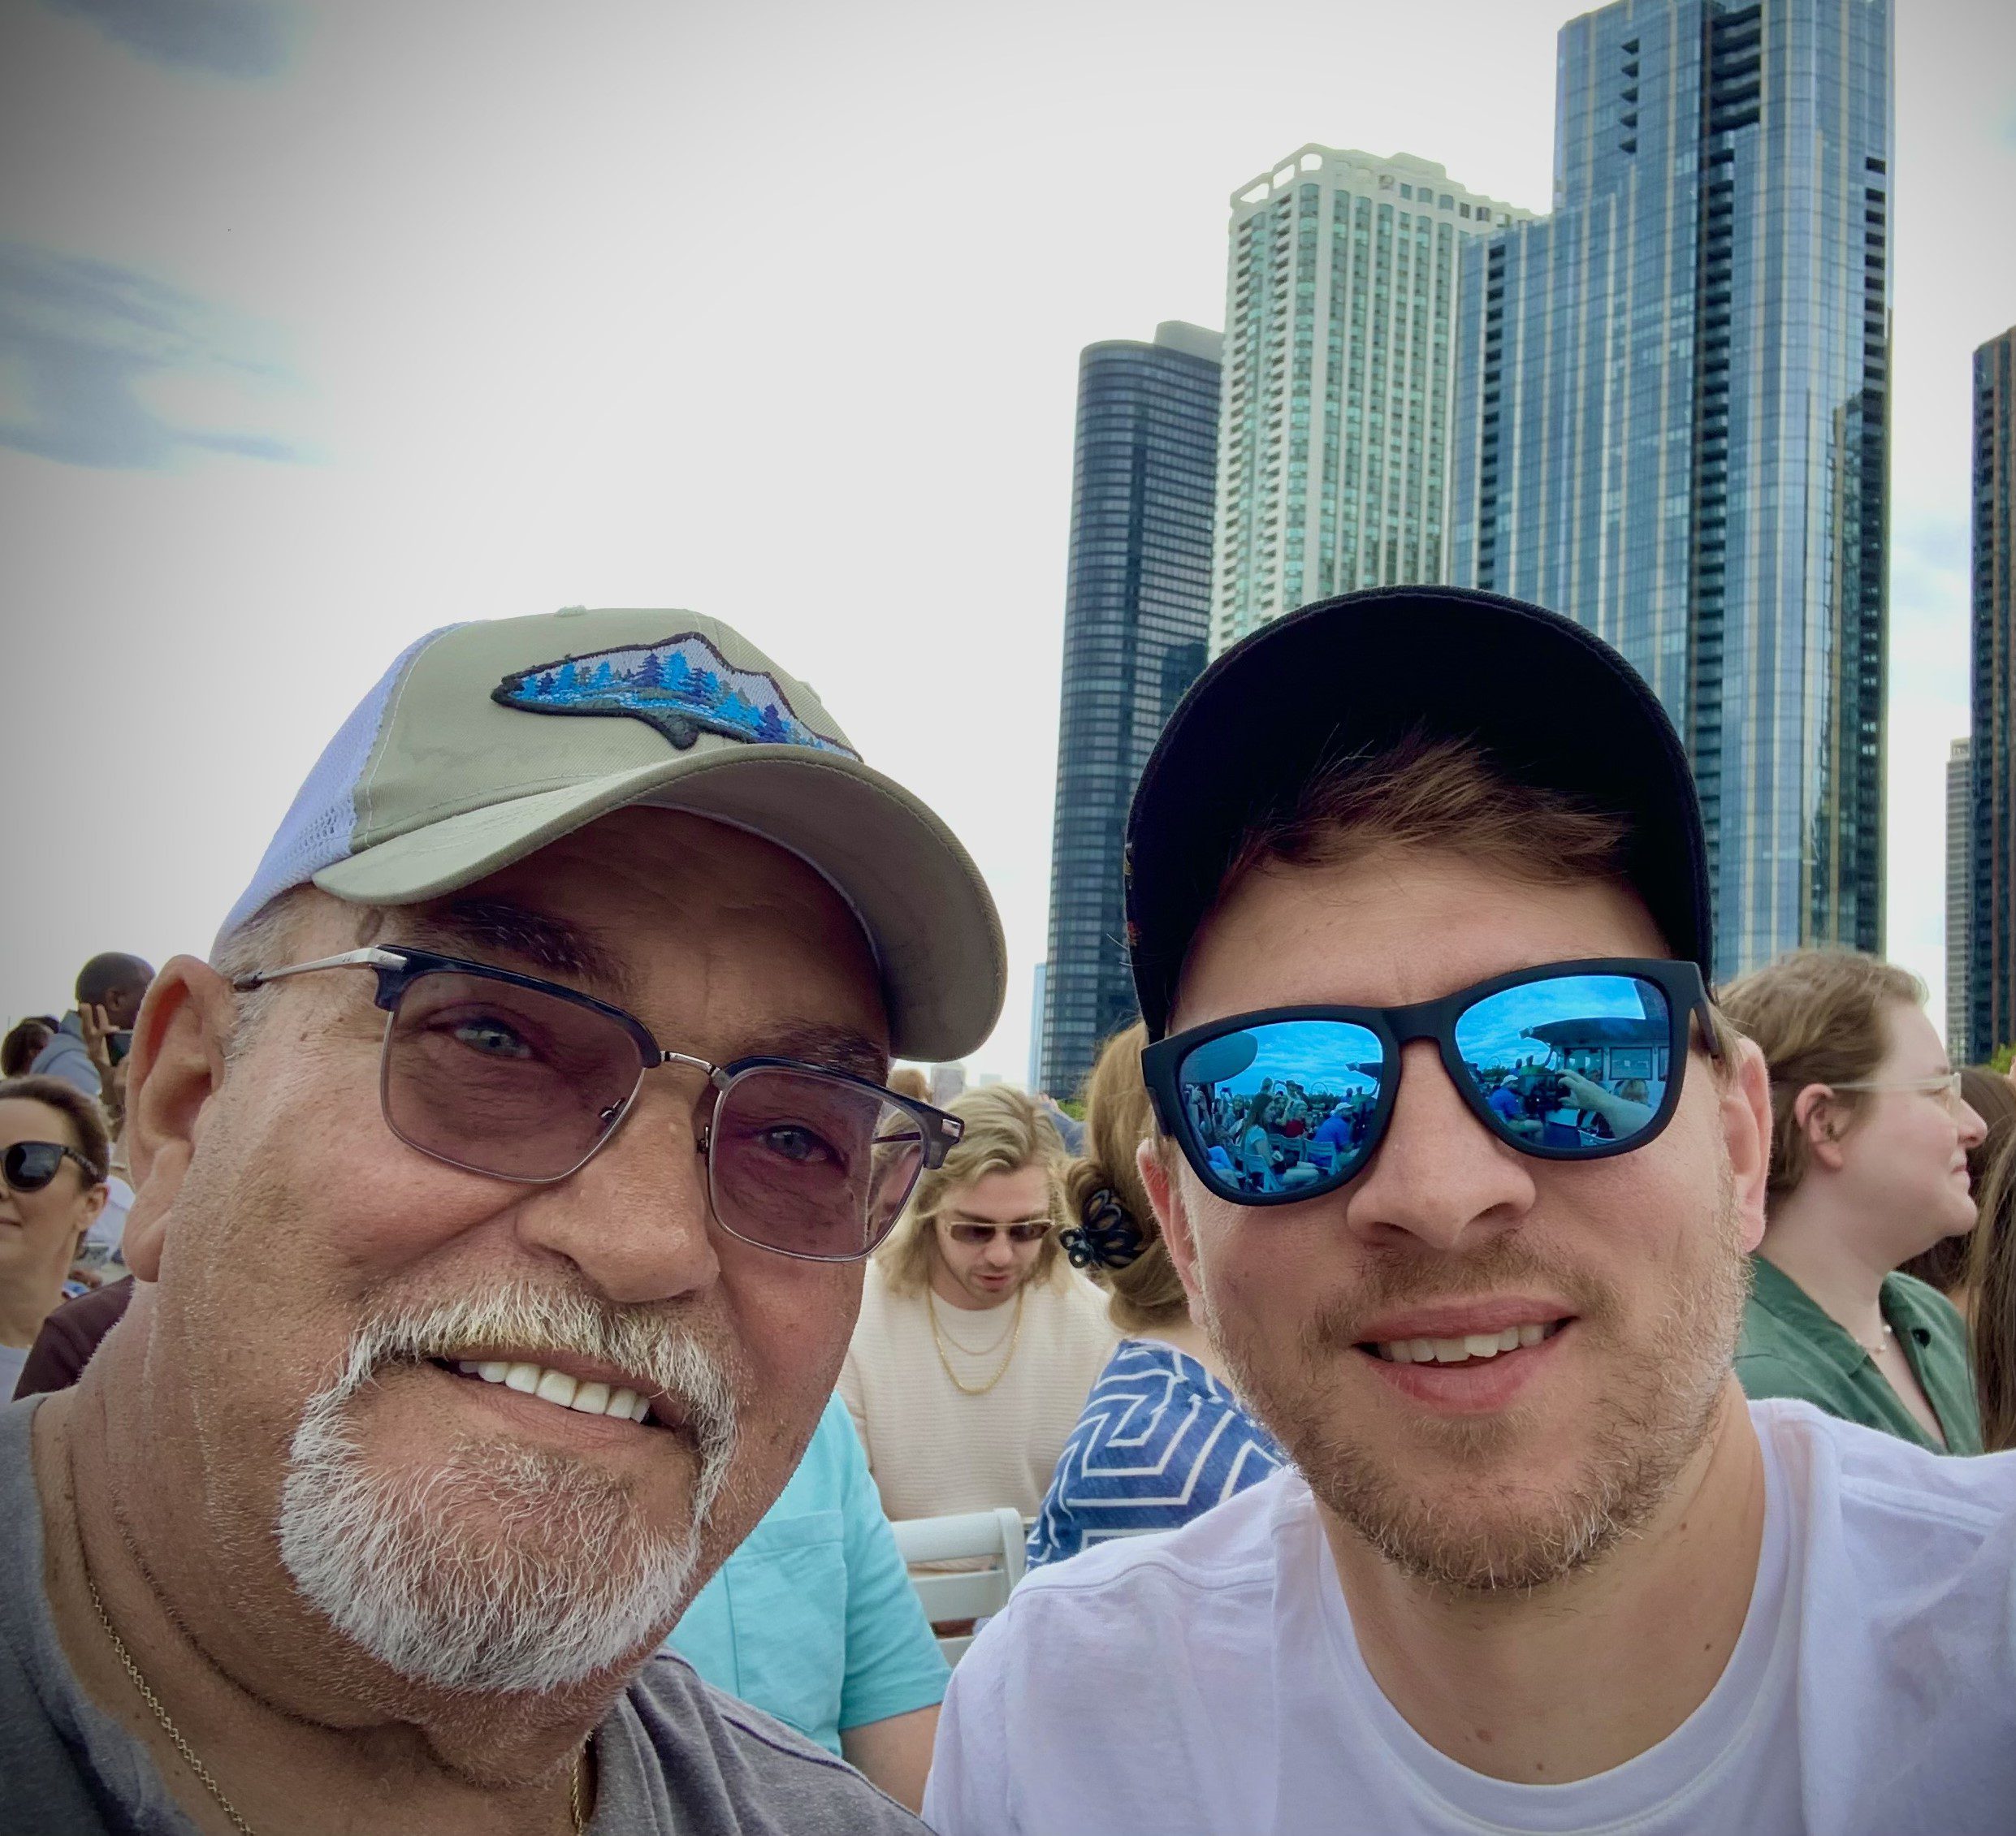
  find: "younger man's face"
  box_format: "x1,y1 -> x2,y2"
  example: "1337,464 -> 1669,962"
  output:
1146,841 -> 1767,1593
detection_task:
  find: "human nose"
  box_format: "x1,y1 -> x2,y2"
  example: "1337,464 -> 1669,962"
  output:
1956,1098 -> 1988,1152
1340,1039 -> 1536,1251
511,1078 -> 721,1305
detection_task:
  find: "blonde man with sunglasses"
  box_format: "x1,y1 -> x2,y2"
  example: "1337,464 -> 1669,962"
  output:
840,1086 -> 1115,1527
1722,949 -> 1987,1454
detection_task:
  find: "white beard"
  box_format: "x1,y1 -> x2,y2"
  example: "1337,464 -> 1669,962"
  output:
277,1285 -> 738,1694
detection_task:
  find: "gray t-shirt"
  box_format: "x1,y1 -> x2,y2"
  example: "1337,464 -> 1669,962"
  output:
0,1397 -> 926,1835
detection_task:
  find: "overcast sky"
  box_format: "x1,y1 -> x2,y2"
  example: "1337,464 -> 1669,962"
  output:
2,0 -> 2013,1080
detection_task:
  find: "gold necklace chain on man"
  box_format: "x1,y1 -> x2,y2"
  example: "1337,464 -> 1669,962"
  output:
82,1574 -> 587,1834
929,1285 -> 1025,1395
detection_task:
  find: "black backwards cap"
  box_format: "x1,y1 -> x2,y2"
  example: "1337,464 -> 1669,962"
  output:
1124,586 -> 1714,1041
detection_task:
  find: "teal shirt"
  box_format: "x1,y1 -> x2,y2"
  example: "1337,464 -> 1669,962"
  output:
1736,1255 -> 1984,1456
667,1394 -> 950,1753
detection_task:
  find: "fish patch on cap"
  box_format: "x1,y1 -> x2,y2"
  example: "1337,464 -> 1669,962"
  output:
494,631 -> 859,758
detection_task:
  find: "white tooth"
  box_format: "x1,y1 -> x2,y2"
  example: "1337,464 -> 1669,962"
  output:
629,1396 -> 651,1423
535,1369 -> 578,1407
1497,1328 -> 1522,1352
456,1360 -> 479,1375
478,1361 -> 510,1384
1381,1342 -> 1412,1363
1408,1339 -> 1436,1363
504,1363 -> 541,1393
1464,1333 -> 1501,1359
1431,1338 -> 1469,1363
570,1381 -> 611,1415
608,1387 -> 639,1421
1517,1323 -> 1546,1348
1374,1342 -> 1395,1362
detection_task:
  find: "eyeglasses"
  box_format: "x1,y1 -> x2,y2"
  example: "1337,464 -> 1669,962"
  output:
1142,957 -> 1719,1207
1824,1072 -> 1966,1112
2,1140 -> 104,1194
231,946 -> 963,1262
944,1222 -> 1050,1246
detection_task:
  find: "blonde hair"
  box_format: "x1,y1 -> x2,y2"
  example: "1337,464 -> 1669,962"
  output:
876,1085 -> 1068,1296
887,1066 -> 931,1104
1063,1022 -> 1188,1334
1718,948 -> 1927,1210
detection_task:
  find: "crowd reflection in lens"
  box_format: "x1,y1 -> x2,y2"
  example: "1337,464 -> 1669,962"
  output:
1176,977 -> 1672,1195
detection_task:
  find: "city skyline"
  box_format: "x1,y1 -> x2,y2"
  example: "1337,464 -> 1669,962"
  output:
1455,0 -> 1893,982
0,0 -> 2009,1080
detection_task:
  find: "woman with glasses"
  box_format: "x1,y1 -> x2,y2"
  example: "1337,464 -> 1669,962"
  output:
1723,950 -> 1988,1453
0,1075 -> 109,1398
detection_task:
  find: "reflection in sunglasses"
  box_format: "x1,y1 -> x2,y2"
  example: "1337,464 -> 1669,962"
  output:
945,1222 -> 1050,1246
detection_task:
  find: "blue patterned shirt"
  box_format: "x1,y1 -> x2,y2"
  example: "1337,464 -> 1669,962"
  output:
1027,1339 -> 1285,1568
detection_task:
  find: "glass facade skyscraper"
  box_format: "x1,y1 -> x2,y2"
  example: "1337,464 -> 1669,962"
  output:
1041,323 -> 1221,1098
1453,0 -> 1893,978
1968,326 -> 2016,1058
1211,147 -> 1528,656
1949,737 -> 1972,1058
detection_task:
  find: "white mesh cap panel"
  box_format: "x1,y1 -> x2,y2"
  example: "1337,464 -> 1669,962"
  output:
214,626 -> 462,948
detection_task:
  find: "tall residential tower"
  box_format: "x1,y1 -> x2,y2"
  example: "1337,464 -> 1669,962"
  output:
1453,0 -> 1893,977
1949,737 -> 1972,1058
1209,147 -> 1528,654
1968,325 -> 2016,1059
1040,323 -> 1221,1097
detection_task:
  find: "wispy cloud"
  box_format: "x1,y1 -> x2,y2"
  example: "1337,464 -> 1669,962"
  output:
37,0 -> 294,80
0,244 -> 309,469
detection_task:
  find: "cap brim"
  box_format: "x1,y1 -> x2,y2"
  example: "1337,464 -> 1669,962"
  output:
314,749 -> 1006,1063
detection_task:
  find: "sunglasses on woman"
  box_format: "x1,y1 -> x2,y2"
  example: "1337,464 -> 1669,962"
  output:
2,1140 -> 104,1194
231,945 -> 963,1262
1141,957 -> 1720,1207
943,1222 -> 1050,1246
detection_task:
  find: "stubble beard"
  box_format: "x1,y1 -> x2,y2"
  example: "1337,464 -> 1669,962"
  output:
278,1284 -> 740,1695
1195,1161 -> 1750,1596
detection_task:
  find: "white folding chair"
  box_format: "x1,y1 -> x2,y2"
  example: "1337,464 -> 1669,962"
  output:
890,1506 -> 1028,1666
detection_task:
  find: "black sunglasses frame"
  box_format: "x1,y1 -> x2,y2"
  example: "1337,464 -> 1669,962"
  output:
2,1139 -> 106,1194
1141,957 -> 1719,1208
233,944 -> 964,1260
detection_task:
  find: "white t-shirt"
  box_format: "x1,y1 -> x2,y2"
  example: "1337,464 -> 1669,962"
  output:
924,1401 -> 2016,1835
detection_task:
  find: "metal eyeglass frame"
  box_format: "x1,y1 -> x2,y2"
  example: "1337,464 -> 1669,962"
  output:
1140,957 -> 1721,1208
231,944 -> 965,1261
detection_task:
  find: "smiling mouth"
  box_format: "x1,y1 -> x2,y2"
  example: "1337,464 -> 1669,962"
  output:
1356,1319 -> 1570,1367
429,1357 -> 666,1426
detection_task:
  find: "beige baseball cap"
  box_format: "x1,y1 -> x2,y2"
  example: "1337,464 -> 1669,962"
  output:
221,607 -> 1006,1061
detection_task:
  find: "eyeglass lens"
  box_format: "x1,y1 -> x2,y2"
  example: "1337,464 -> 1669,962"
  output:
1175,974 -> 1673,1199
380,969 -> 926,1258
2,1141 -> 69,1193
945,1223 -> 1049,1246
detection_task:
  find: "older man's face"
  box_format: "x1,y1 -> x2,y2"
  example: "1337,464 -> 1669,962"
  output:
144,808 -> 885,1691
1153,842 -> 1763,1594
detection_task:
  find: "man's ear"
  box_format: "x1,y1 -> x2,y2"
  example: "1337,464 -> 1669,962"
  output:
1721,1037 -> 1776,1254
120,956 -> 237,1281
1136,1136 -> 1205,1307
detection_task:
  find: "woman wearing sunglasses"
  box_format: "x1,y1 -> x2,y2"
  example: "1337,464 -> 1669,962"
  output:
0,1074 -> 109,1398
1724,949 -> 1988,1453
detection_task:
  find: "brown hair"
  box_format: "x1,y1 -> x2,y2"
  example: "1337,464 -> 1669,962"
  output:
1062,1021 -> 1188,1335
1,1017 -> 59,1079
1717,948 -> 1927,1210
1970,1121 -> 2016,1451
876,1085 -> 1069,1297
0,1074 -> 111,1182
1899,1065 -> 2016,1294
1210,731 -> 1740,1068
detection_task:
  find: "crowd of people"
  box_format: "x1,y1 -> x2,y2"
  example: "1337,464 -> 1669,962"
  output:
5,590 -> 2014,1835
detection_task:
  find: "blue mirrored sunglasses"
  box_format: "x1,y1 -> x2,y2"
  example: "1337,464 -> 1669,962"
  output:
1141,958 -> 1718,1207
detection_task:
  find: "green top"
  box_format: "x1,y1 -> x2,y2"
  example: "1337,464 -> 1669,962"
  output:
1735,1255 -> 1983,1456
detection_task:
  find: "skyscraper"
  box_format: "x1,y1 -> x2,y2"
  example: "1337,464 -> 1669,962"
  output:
1453,0 -> 1893,978
1041,322 -> 1221,1098
1949,737 -> 1972,1059
1968,325 -> 2016,1059
1209,148 -> 1529,655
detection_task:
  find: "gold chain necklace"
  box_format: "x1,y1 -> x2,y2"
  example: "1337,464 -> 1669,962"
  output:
84,1574 -> 587,1834
928,1285 -> 1025,1395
